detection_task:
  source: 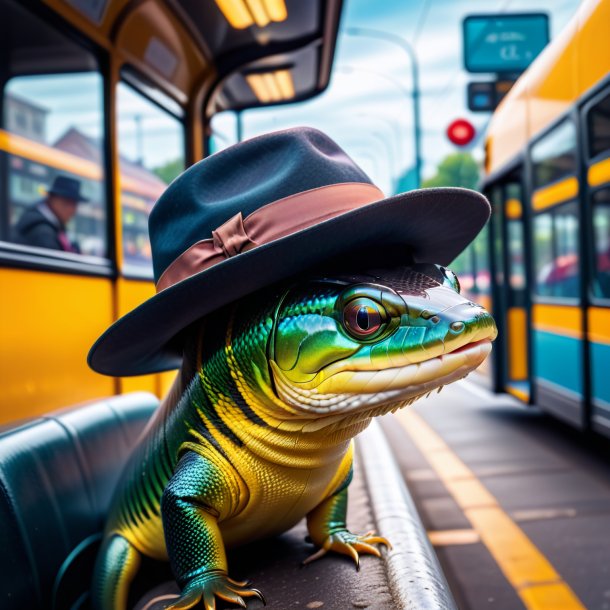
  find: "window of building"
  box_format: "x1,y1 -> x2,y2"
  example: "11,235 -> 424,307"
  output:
0,0 -> 107,258
117,81 -> 184,278
533,201 -> 580,299
531,120 -> 577,188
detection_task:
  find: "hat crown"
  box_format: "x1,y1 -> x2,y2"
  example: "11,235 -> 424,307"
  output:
149,127 -> 373,282
48,175 -> 87,201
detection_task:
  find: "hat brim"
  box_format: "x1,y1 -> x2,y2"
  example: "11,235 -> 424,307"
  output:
88,187 -> 490,376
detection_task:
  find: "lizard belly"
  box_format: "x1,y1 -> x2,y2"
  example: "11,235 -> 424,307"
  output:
220,451 -> 350,548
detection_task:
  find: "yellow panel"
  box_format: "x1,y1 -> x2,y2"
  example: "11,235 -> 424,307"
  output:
532,303 -> 582,338
116,277 -> 160,395
575,0 -> 610,98
588,157 -> 610,188
506,198 -> 523,220
588,307 -> 610,345
532,177 -> 578,211
507,307 -> 528,380
526,17 -> 578,140
159,370 -> 179,397
0,268 -> 115,424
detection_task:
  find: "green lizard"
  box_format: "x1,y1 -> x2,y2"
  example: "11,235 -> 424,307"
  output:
91,263 -> 497,610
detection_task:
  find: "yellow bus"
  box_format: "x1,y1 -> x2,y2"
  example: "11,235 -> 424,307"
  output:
465,0 -> 610,436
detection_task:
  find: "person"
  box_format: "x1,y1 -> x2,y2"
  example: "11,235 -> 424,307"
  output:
11,175 -> 87,253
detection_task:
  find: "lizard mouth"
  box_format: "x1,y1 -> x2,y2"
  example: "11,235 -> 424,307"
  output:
271,338 -> 493,415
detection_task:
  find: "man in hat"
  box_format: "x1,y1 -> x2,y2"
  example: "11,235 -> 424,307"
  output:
12,175 -> 87,253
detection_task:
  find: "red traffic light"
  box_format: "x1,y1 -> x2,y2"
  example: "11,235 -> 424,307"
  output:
446,118 -> 476,146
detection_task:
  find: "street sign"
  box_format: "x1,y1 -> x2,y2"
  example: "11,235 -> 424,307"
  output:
447,119 -> 476,147
467,80 -> 515,112
463,13 -> 549,74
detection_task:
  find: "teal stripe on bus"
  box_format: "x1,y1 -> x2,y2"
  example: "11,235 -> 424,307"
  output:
591,341 -> 610,405
533,330 -> 583,396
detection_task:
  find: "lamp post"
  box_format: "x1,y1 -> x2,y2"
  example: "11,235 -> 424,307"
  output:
345,27 -> 422,187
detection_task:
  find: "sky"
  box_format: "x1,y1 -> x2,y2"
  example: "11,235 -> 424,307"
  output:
210,0 -> 582,195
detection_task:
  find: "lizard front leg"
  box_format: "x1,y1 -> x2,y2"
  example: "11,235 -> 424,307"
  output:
304,466 -> 391,570
161,450 -> 265,609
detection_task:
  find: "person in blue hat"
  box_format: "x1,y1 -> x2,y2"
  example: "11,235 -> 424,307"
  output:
12,175 -> 88,253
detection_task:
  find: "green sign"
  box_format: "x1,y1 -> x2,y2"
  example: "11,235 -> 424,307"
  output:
463,13 -> 549,74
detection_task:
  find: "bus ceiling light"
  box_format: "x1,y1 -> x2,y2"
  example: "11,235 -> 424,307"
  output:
246,70 -> 294,103
214,0 -> 288,29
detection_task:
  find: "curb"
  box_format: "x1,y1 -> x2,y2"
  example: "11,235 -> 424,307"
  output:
357,418 -> 458,610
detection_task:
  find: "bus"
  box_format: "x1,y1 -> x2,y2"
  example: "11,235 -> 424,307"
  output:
0,0 -> 343,425
459,0 -> 610,437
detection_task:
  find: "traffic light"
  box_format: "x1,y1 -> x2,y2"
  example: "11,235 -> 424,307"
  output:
446,119 -> 476,147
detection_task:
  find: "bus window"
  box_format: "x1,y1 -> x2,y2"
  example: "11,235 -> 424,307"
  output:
531,120 -> 577,188
591,189 -> 610,299
117,82 -> 185,277
587,91 -> 610,160
534,202 -> 580,298
0,0 -> 106,257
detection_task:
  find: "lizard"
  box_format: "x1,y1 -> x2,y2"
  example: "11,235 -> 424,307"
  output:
91,262 -> 497,610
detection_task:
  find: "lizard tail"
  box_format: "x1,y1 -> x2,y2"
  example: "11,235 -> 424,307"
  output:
52,532 -> 102,610
91,534 -> 142,610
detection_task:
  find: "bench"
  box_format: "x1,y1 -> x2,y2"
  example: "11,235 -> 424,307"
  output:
0,392 -> 158,609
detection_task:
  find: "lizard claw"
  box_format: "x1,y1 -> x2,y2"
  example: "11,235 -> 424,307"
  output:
302,530 -> 391,570
165,570 -> 265,609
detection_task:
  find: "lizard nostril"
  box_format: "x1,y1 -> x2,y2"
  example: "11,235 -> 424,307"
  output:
450,321 -> 465,333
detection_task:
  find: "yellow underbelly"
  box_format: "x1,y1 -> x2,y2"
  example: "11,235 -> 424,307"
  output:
118,442 -> 353,559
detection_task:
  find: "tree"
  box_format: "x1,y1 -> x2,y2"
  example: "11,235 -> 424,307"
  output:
152,158 -> 184,185
421,152 -> 480,190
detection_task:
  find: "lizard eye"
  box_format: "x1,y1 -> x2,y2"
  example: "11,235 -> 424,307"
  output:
343,298 -> 385,338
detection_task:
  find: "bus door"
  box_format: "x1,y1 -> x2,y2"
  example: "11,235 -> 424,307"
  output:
582,88 -> 610,437
529,118 -> 585,428
502,174 -> 530,402
488,174 -> 530,401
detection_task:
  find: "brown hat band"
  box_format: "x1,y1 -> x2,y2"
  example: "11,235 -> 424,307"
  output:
155,182 -> 385,292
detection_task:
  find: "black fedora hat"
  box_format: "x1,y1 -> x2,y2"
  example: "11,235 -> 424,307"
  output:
48,175 -> 89,202
88,127 -> 490,377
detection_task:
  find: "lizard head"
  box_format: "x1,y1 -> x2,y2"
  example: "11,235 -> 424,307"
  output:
269,263 -> 497,419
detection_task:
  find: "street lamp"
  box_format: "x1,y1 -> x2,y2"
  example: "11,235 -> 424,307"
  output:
345,27 -> 422,187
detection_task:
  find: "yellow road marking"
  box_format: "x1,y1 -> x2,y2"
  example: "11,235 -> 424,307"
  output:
396,409 -> 586,610
428,529 -> 480,546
